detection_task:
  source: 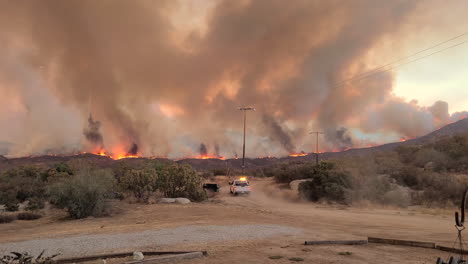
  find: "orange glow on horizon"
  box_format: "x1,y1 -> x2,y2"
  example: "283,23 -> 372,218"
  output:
195,154 -> 226,160
289,152 -> 308,157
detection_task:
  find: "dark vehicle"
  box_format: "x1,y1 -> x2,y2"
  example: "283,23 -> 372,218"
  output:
203,183 -> 220,193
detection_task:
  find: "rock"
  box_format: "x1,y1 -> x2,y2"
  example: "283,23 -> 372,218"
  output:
289,179 -> 313,191
133,252 -> 144,261
18,201 -> 29,210
157,198 -> 176,204
175,198 -> 191,204
424,161 -> 434,171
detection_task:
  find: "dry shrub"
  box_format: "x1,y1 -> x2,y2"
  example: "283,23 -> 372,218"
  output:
298,163 -> 351,203
158,164 -> 207,201
49,168 -> 115,219
119,168 -> 158,202
17,212 -> 42,220
0,214 -> 15,224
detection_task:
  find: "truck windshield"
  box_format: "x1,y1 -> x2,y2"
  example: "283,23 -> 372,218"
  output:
235,181 -> 249,187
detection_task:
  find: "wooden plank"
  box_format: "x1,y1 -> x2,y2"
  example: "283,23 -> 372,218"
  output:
124,252 -> 204,264
304,240 -> 368,246
56,251 -> 207,264
368,237 -> 435,249
436,245 -> 468,255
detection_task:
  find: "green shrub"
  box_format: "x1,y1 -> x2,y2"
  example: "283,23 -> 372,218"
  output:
17,212 -> 42,220
266,161 -> 315,183
5,203 -> 19,212
25,198 -> 45,211
119,168 -> 158,202
298,163 -> 351,203
49,169 -> 115,219
158,164 -> 207,201
390,166 -> 422,189
0,166 -> 46,204
269,255 -> 283,259
0,214 -> 15,224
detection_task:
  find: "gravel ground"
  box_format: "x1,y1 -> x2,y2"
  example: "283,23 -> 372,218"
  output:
0,224 -> 302,257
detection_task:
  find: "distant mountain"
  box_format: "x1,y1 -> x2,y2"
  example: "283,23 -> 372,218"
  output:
309,118 -> 468,161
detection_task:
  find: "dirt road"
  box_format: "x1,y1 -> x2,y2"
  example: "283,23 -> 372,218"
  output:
0,177 -> 459,263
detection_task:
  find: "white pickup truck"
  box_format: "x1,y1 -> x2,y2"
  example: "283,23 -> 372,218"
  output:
230,178 -> 251,195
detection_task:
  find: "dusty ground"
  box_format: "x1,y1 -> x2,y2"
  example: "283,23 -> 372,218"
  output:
0,177 -> 461,263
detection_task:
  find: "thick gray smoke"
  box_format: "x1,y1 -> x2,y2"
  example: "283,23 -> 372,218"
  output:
199,143 -> 208,156
83,115 -> 104,151
262,114 -> 295,153
0,0 -> 466,158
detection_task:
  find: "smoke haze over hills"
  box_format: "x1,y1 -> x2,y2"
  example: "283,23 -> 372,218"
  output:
0,0 -> 467,158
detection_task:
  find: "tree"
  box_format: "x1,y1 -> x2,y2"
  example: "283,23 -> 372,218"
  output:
49,169 -> 115,219
119,168 -> 158,202
159,164 -> 206,201
298,162 -> 351,203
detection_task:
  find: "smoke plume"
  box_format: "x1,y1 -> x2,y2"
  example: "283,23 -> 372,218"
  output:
83,115 -> 104,151
0,0 -> 467,158
199,143 -> 208,156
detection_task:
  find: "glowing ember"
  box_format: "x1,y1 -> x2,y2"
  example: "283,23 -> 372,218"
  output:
289,153 -> 308,157
400,138 -> 407,142
196,154 -> 225,160
90,148 -> 141,160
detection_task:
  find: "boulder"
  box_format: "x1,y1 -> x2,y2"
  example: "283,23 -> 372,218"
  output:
289,179 -> 313,191
157,198 -> 176,204
175,198 -> 191,204
18,201 -> 29,211
133,252 -> 144,261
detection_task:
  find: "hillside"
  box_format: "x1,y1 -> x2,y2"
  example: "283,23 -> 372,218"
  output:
0,118 -> 467,172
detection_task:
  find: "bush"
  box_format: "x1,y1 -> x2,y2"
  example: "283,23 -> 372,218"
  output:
158,164 -> 207,201
298,163 -> 351,203
17,212 -> 42,220
0,166 -> 46,206
25,198 -> 45,211
119,168 -> 158,202
5,203 -> 19,212
0,214 -> 15,224
266,161 -> 316,183
49,169 -> 115,219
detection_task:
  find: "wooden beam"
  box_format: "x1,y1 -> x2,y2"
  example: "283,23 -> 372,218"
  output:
124,252 -> 204,264
304,240 -> 368,246
56,251 -> 207,264
368,237 -> 435,249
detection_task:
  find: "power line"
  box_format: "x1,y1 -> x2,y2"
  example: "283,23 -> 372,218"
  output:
331,31 -> 468,88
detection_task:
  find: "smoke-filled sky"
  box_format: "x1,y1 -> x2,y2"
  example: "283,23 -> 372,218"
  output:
0,0 -> 467,158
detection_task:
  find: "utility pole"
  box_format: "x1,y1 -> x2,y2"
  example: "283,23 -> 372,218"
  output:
310,131 -> 324,165
239,107 -> 255,175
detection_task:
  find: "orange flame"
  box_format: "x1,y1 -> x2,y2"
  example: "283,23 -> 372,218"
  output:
289,153 -> 308,157
90,147 -> 141,160
195,154 -> 226,160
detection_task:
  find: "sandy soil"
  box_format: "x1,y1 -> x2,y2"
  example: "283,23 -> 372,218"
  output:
0,177 -> 460,263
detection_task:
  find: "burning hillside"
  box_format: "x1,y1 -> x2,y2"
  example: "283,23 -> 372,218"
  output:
1,118 -> 467,173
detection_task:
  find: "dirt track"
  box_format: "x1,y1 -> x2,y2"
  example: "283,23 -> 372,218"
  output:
0,177 -> 460,263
